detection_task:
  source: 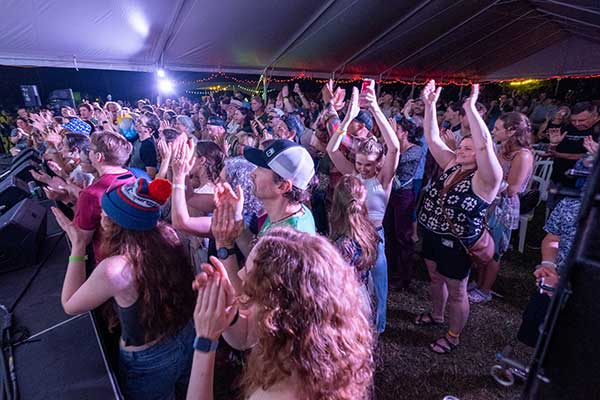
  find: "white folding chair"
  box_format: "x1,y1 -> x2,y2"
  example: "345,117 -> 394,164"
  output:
517,159 -> 553,253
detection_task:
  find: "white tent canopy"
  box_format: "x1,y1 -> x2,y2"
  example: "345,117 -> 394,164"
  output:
1,0 -> 600,81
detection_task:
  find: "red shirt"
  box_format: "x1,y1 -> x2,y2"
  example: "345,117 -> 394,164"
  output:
74,171 -> 136,262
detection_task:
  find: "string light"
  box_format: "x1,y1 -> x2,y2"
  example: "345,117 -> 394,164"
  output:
509,79 -> 540,86
176,71 -> 600,88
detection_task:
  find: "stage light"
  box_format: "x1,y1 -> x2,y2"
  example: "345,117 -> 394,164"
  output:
157,69 -> 166,78
158,79 -> 174,94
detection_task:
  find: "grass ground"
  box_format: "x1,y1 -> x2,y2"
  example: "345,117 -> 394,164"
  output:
214,208 -> 549,400
374,207 -> 548,400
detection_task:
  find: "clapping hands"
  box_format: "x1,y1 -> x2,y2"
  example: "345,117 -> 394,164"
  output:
211,183 -> 244,246
171,138 -> 196,180
422,80 -> 442,107
192,256 -> 238,340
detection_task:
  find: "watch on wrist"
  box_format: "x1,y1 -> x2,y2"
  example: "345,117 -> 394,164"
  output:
193,336 -> 219,353
217,246 -> 236,260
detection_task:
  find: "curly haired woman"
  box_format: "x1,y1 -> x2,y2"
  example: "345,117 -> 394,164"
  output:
186,227 -> 374,400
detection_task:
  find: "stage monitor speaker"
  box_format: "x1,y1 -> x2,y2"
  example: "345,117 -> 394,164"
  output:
20,84 -> 42,108
0,198 -> 47,272
48,88 -> 75,112
0,176 -> 30,212
0,159 -> 39,183
11,147 -> 41,167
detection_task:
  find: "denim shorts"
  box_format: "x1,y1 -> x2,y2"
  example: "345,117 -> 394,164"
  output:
118,321 -> 195,400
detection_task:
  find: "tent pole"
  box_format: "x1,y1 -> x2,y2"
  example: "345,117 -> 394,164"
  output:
331,0 -> 433,75
412,9 -> 536,81
444,22 -> 556,77
537,10 -> 600,30
263,75 -> 268,103
379,0 -> 501,80
533,0 -> 600,17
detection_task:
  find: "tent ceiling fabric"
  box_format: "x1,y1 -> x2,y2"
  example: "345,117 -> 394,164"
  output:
0,0 -> 599,81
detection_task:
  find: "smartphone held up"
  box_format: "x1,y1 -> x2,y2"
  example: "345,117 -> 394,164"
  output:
359,79 -> 375,108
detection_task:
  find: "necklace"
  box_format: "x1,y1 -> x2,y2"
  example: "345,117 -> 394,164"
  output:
270,206 -> 303,225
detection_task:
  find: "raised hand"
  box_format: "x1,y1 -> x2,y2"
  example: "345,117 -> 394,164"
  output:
463,84 -> 480,109
341,87 -> 361,127
584,135 -> 598,156
214,182 -> 244,222
157,136 -> 172,163
548,128 -> 566,145
293,83 -> 302,95
281,85 -> 290,98
192,257 -> 238,340
30,169 -> 52,185
171,138 -> 196,179
47,160 -> 67,177
45,126 -> 63,148
362,85 -> 378,111
211,187 -> 244,247
51,207 -> 92,247
321,79 -> 334,104
421,80 -> 442,107
332,87 -> 346,111
441,129 -> 457,150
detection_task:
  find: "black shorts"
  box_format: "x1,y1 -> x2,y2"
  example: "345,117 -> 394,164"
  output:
422,228 -> 472,280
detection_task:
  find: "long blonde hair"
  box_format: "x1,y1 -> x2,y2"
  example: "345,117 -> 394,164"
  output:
329,175 -> 378,273
241,227 -> 374,399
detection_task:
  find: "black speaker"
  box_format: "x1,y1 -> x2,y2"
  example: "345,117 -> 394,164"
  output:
0,198 -> 47,271
20,84 -> 42,108
0,176 -> 30,212
11,147 -> 41,167
48,88 -> 75,111
0,159 -> 39,183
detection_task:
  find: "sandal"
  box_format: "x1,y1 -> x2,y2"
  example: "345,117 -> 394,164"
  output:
414,312 -> 441,326
430,336 -> 458,355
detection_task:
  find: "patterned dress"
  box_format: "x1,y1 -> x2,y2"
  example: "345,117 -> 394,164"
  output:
418,164 -> 489,247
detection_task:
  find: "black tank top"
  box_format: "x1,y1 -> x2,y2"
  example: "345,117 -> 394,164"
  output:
418,164 -> 489,246
115,298 -> 147,346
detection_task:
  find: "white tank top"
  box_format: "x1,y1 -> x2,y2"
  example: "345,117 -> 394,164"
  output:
357,175 -> 388,227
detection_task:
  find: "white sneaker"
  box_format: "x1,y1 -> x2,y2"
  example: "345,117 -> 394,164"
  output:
469,288 -> 492,303
467,282 -> 479,292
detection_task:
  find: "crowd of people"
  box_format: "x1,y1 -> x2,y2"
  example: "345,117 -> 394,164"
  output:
1,77 -> 598,399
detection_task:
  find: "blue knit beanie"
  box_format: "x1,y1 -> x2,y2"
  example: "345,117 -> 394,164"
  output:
101,178 -> 172,231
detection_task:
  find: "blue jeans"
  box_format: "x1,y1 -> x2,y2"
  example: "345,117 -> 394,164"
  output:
371,228 -> 388,333
118,322 -> 195,400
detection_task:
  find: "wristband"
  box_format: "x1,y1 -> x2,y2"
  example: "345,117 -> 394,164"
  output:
540,261 -> 557,268
68,255 -> 88,263
335,127 -> 347,136
172,183 -> 186,191
193,336 -> 219,353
